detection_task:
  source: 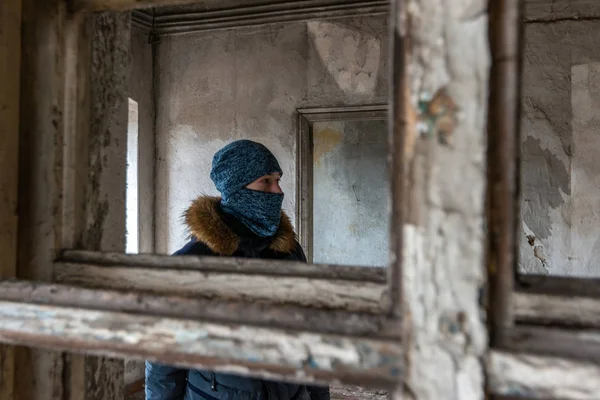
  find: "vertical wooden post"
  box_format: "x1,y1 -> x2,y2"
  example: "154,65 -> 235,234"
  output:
397,0 -> 490,398
0,1 -> 22,399
76,11 -> 131,400
487,0 -> 522,347
16,0 -> 67,398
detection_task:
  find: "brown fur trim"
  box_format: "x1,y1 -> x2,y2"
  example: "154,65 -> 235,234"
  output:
184,196 -> 297,256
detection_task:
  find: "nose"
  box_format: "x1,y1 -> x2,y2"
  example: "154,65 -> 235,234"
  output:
271,182 -> 283,194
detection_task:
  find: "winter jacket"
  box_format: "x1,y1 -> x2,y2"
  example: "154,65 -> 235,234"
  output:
145,196 -> 330,400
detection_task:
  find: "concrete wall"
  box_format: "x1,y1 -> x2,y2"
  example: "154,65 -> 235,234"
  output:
155,16 -> 389,254
312,119 -> 388,267
519,20 -> 600,277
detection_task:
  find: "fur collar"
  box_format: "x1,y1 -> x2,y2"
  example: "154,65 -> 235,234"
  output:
184,196 -> 297,256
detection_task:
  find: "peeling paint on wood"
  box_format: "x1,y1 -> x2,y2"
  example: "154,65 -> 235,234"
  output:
55,262 -> 387,312
398,0 -> 489,398
488,350 -> 600,399
81,11 -> 132,399
515,292 -> 600,328
0,301 -> 404,387
0,280 -> 399,339
60,250 -> 388,282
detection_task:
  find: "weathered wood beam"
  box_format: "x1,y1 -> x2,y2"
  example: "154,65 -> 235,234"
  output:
0,280 -> 399,338
17,0 -> 69,398
502,325 -> 600,363
0,300 -> 404,388
134,1 -> 389,35
398,0 -> 490,398
487,0 -> 522,347
72,0 -> 201,12
524,0 -> 600,22
72,0 -> 387,14
514,275 -> 600,328
387,0 -> 405,319
487,350 -> 600,399
0,0 -> 22,398
514,292 -> 600,328
54,262 -> 387,313
60,250 -> 387,282
517,274 -> 600,298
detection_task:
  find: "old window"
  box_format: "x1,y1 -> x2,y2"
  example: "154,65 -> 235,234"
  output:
1,0 -> 599,399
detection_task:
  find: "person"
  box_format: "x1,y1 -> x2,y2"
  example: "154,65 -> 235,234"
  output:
145,139 -> 330,400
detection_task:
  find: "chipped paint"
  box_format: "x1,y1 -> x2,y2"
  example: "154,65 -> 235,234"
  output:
0,301 -> 403,384
416,88 -> 458,145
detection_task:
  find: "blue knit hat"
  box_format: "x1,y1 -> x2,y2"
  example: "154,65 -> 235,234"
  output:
210,140 -> 283,197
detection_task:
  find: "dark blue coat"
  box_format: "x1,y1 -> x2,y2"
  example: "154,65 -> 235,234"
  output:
145,197 -> 330,400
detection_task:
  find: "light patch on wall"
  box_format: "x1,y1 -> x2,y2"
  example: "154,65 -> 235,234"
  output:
307,21 -> 380,96
571,62 -> 600,276
126,98 -> 139,254
314,124 -> 343,166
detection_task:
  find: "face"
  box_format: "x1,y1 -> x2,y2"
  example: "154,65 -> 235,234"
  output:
245,172 -> 283,194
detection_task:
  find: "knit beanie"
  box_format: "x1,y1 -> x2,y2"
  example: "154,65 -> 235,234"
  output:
210,140 -> 283,197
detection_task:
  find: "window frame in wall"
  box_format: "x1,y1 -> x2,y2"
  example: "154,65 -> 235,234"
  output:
0,0 -> 406,394
296,105 -> 388,263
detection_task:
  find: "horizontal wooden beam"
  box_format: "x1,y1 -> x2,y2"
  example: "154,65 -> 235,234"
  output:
60,250 -> 387,282
514,292 -> 600,328
487,349 -> 600,399
0,298 -> 403,387
517,274 -> 600,298
73,0 -> 388,16
525,0 -> 600,22
0,280 -> 398,338
514,275 -> 600,328
72,0 -> 201,12
55,262 -> 386,313
502,325 -> 600,363
132,1 -> 388,35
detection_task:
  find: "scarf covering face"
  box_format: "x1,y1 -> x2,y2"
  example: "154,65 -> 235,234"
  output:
210,140 -> 284,237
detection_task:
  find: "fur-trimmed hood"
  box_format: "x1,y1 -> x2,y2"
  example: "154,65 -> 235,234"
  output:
184,196 -> 297,256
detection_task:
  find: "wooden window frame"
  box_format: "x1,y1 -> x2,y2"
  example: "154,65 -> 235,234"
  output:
2,0 -> 600,398
296,104 -> 389,262
0,0 -> 405,393
487,0 -> 600,398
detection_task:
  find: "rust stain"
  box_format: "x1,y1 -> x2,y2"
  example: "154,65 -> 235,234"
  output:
314,127 -> 343,166
416,87 -> 458,146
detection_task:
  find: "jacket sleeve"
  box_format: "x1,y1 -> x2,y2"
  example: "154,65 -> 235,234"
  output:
307,385 -> 331,400
144,240 -> 211,399
293,241 -> 308,262
145,361 -> 187,400
294,242 -> 330,400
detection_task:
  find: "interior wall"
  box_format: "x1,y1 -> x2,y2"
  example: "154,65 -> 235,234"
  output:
125,28 -> 155,386
155,16 -> 389,254
520,19 -> 600,277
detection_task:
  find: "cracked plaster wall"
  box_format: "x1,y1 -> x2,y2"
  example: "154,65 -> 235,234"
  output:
154,16 -> 389,254
520,20 -> 600,277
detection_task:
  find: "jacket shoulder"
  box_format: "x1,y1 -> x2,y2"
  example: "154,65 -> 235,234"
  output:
173,239 -> 214,256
